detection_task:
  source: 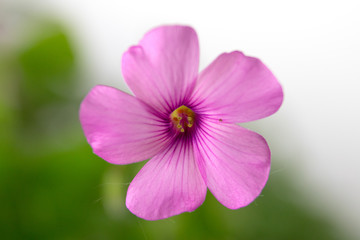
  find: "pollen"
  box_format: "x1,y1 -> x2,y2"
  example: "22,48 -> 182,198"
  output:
170,105 -> 195,133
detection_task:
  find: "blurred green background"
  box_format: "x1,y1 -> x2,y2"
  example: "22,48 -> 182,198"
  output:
0,17 -> 349,240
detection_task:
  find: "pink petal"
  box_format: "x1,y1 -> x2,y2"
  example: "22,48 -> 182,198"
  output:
126,139 -> 206,220
194,122 -> 270,209
79,85 -> 169,164
190,51 -> 283,123
122,25 -> 199,115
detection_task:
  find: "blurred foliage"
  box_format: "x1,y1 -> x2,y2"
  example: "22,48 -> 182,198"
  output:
0,18 -> 347,240
17,23 -> 76,131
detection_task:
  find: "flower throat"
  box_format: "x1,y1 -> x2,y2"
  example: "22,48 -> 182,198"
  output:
170,105 -> 195,133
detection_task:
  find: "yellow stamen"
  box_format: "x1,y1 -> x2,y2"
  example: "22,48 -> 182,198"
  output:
170,105 -> 195,133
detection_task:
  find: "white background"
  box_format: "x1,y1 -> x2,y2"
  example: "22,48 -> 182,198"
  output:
3,0 -> 360,238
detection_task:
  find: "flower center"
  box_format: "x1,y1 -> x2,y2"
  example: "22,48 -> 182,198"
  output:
170,105 -> 195,133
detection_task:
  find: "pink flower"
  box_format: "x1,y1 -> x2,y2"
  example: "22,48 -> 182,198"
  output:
80,25 -> 283,220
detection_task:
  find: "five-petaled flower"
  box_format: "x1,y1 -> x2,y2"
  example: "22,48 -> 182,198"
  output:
80,25 -> 283,220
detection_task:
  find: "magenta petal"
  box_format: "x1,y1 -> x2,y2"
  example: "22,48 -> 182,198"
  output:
79,85 -> 168,164
122,25 -> 199,114
190,51 -> 283,123
126,140 -> 206,220
194,122 -> 270,209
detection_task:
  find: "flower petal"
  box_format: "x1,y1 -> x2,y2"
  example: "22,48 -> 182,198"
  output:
79,85 -> 169,164
122,25 -> 199,115
126,139 -> 206,220
190,51 -> 283,123
194,122 -> 270,209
